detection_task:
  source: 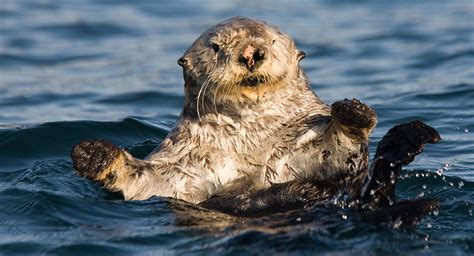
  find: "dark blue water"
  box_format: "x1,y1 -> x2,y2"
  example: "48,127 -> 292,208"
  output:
1,0 -> 473,254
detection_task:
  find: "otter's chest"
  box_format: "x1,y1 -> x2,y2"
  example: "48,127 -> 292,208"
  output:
264,128 -> 369,184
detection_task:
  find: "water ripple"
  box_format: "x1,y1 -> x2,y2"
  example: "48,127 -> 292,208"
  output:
0,53 -> 105,67
33,22 -> 141,40
408,49 -> 474,69
0,119 -> 167,170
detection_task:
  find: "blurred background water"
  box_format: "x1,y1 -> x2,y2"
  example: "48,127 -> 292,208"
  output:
0,0 -> 473,254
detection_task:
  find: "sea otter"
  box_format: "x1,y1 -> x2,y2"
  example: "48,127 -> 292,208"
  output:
71,17 -> 440,225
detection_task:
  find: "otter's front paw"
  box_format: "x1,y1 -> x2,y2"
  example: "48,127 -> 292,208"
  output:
331,98 -> 377,140
71,139 -> 123,182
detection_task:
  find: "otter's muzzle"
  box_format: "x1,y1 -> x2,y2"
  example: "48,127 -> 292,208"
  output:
239,44 -> 265,71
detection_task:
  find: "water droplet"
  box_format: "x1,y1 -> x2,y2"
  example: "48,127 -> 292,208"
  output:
341,214 -> 347,220
296,217 -> 301,222
415,173 -> 419,177
417,192 -> 424,198
468,209 -> 472,216
449,182 -> 454,186
370,189 -> 375,195
422,185 -> 427,189
427,223 -> 432,229
458,181 -> 464,188
393,218 -> 403,228
433,210 -> 439,216
390,162 -> 395,167
436,169 -> 443,176
464,128 -> 469,133
387,197 -> 394,206
444,163 -> 451,170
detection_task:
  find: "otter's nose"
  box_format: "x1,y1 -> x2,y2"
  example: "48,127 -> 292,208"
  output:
239,45 -> 265,71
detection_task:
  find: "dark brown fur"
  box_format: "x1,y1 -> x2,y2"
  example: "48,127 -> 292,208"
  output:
71,139 -> 120,181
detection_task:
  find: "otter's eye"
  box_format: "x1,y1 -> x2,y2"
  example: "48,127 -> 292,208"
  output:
272,40 -> 276,45
211,43 -> 220,53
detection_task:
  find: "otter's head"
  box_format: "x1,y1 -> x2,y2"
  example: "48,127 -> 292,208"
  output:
178,17 -> 305,118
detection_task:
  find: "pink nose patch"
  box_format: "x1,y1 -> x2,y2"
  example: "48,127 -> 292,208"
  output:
242,45 -> 256,59
242,45 -> 256,68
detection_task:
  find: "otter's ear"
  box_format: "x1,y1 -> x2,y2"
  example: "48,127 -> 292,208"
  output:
296,50 -> 306,61
177,56 -> 190,69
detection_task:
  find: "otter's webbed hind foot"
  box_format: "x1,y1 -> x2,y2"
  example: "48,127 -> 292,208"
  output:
374,120 -> 441,164
359,120 -> 441,208
358,198 -> 439,227
356,120 -> 441,225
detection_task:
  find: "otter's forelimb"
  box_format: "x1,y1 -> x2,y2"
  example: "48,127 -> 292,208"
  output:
71,140 -> 162,200
71,139 -> 216,203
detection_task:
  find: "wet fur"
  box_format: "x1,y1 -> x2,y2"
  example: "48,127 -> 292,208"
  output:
71,17 -> 440,225
72,17 -> 376,204
201,120 -> 441,226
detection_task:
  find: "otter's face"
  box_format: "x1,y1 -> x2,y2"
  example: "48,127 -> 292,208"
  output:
178,17 -> 305,103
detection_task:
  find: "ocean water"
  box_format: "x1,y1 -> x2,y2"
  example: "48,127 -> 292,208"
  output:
0,0 -> 473,254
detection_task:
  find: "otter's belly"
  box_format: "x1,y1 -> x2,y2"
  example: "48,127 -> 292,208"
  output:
212,154 -> 267,196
